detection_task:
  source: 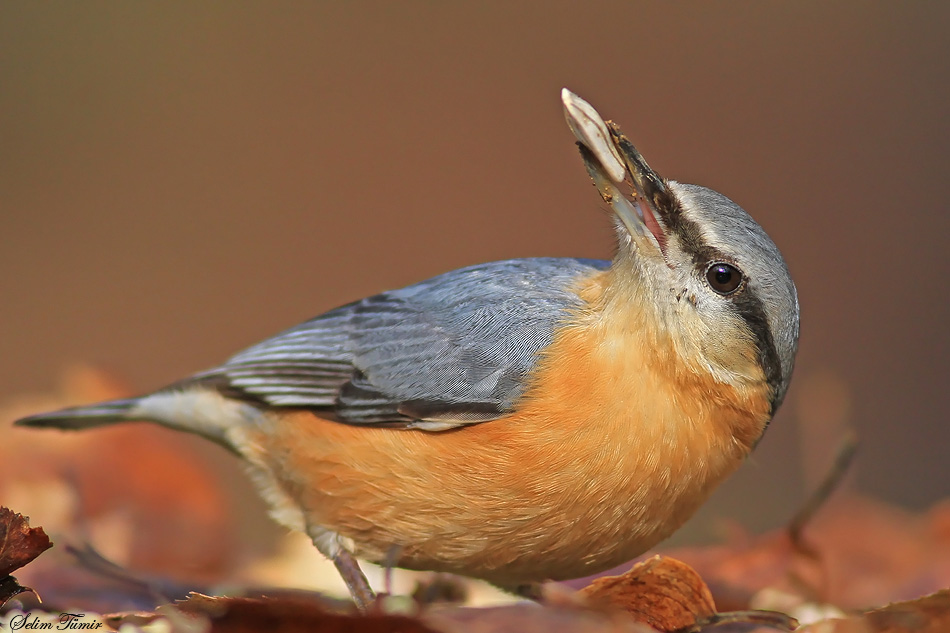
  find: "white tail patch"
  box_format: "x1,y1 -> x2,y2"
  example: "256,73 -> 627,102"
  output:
131,388 -> 263,444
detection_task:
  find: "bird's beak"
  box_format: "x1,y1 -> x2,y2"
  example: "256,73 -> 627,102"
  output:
562,89 -> 674,255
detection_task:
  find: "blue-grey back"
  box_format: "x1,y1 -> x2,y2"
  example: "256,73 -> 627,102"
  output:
215,258 -> 608,427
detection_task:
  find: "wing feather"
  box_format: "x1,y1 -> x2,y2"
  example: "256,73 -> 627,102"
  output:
208,258 -> 607,427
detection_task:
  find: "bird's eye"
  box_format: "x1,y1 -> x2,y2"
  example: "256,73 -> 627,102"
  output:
705,262 -> 743,295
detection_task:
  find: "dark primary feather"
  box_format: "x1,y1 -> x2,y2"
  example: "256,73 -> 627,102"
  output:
15,398 -> 138,429
215,258 -> 608,426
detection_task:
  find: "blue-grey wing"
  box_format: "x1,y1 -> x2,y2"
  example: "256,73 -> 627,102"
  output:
211,258 -> 607,427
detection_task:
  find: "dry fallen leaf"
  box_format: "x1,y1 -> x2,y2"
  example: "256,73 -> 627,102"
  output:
175,592 -> 438,633
664,495 -> 950,612
169,591 -> 661,633
799,589 -> 950,633
579,555 -> 798,633
580,555 -> 716,632
0,508 -> 53,578
0,508 -> 53,607
425,605 -> 658,633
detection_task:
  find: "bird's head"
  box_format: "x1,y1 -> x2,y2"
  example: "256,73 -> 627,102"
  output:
563,89 -> 800,414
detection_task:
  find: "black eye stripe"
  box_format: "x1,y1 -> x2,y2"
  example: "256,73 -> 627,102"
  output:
731,290 -> 784,415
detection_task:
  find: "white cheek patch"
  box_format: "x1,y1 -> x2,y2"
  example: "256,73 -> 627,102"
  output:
664,277 -> 762,386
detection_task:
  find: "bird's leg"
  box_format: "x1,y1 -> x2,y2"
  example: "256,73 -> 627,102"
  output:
331,548 -> 376,612
308,526 -> 376,611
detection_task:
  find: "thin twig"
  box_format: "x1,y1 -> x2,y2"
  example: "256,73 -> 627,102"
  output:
784,431 -> 858,602
66,543 -> 198,605
788,431 -> 859,547
678,609 -> 799,632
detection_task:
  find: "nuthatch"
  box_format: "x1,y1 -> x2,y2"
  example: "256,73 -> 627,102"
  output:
16,90 -> 799,610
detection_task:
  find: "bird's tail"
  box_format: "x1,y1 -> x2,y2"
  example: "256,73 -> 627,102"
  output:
14,398 -> 140,430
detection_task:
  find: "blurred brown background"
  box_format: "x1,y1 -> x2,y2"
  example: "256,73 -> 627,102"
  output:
1,1 -> 948,550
